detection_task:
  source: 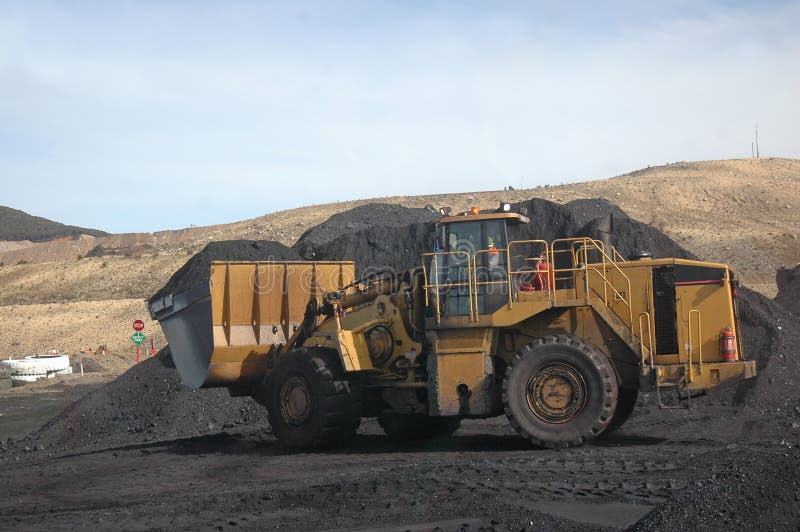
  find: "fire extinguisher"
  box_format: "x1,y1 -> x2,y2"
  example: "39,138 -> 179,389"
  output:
534,254 -> 549,291
720,327 -> 736,361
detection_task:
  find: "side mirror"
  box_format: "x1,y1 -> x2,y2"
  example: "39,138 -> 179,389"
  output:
435,224 -> 447,251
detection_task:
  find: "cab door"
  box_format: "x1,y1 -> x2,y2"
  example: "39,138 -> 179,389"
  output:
440,219 -> 509,317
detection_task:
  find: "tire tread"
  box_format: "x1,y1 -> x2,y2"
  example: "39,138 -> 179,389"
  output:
502,334 -> 618,449
263,347 -> 361,452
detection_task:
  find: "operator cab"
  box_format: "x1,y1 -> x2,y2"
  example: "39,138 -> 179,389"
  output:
429,206 -> 530,317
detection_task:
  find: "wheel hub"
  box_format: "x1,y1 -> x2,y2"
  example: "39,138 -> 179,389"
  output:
526,363 -> 587,423
279,376 -> 312,425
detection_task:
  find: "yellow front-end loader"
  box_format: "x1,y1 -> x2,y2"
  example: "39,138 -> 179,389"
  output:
149,205 -> 756,451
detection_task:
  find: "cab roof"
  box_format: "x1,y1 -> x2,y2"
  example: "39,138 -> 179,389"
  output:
438,212 -> 530,224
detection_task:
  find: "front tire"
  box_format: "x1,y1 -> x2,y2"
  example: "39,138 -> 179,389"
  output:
502,335 -> 618,449
265,347 -> 361,452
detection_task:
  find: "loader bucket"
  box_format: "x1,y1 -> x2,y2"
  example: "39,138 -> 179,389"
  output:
148,261 -> 355,389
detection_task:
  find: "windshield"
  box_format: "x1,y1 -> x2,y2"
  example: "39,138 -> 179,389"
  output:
445,220 -> 507,256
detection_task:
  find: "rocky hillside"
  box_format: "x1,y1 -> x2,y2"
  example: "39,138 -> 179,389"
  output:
0,206 -> 108,242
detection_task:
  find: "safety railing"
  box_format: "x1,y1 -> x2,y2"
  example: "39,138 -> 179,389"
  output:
422,238 -> 635,342
549,244 -> 577,293
638,312 -> 654,368
571,239 -> 609,304
506,239 -> 552,306
551,238 -> 634,331
571,239 -> 603,265
421,251 -> 474,323
687,309 -> 703,382
571,240 -> 626,268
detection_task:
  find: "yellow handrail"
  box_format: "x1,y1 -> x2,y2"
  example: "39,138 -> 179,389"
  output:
571,238 -> 606,263
506,240 -> 551,307
548,240 -> 588,305
586,241 -> 609,305
610,246 -> 626,263
638,312 -> 654,368
422,237 -> 633,335
688,309 -> 702,382
421,251 -> 474,323
550,237 -> 634,329
472,248 -> 511,317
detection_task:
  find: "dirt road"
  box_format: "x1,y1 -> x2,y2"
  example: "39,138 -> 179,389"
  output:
0,378 -> 105,441
2,408 -> 798,531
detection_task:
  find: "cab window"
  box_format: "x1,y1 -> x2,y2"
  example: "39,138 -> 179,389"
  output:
447,221 -> 481,257
431,219 -> 509,316
445,220 -> 507,256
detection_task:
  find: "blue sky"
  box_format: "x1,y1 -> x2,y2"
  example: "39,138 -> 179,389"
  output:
1,1 -> 798,233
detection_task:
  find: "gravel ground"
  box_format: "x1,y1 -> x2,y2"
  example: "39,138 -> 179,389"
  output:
0,410 -> 798,531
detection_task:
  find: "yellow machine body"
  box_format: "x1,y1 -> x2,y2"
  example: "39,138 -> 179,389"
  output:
152,209 -> 757,445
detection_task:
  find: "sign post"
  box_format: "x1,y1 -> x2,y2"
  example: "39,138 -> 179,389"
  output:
131,321 -> 146,363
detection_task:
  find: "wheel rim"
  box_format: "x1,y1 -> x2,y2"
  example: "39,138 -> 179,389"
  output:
526,363 -> 587,423
279,376 -> 312,425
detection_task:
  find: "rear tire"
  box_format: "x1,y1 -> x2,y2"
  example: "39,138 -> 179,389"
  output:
377,413 -> 461,441
604,386 -> 639,434
265,347 -> 361,452
503,334 -> 618,449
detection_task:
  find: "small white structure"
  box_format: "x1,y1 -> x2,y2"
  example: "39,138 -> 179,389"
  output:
1,354 -> 72,387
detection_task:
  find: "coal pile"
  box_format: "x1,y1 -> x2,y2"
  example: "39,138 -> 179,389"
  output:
4,349 -> 268,455
775,264 -> 800,315
509,198 -> 695,262
634,445 -> 800,530
294,197 -> 696,284
507,198 -> 581,242
293,204 -> 438,277
298,223 -> 436,278
562,198 -> 625,229
295,203 -> 438,261
292,198 -> 694,279
741,291 -> 800,419
580,212 -> 695,261
291,199 -> 629,278
149,240 -> 300,302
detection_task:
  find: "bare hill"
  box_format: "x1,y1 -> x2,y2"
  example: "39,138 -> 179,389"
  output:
99,157 -> 800,296
0,157 -> 798,363
0,206 -> 108,242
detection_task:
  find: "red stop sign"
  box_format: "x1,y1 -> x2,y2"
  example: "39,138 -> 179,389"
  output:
133,319 -> 145,331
